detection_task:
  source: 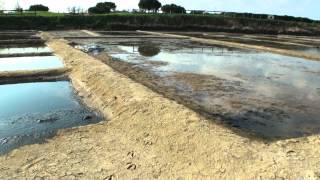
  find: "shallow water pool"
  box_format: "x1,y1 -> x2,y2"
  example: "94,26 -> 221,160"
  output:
0,56 -> 64,71
0,81 -> 101,154
101,41 -> 320,139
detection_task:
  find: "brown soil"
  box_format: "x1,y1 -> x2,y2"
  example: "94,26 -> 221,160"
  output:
0,68 -> 69,84
0,52 -> 52,58
0,32 -> 320,179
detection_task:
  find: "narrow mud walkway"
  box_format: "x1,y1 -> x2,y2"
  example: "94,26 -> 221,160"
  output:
1,35 -> 320,179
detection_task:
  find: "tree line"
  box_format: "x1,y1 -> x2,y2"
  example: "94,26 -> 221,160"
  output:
3,0 -> 317,24
87,0 -> 186,14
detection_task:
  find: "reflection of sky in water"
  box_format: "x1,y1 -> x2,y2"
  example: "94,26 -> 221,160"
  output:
0,47 -> 51,54
0,81 -> 80,119
0,56 -> 64,71
111,45 -> 320,105
298,47 -> 320,56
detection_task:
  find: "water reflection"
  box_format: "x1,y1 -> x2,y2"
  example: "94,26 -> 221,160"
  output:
0,56 -> 64,71
138,44 -> 161,57
0,81 -> 101,154
106,42 -> 320,138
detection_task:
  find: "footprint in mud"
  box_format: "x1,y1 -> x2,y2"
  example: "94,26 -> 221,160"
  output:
126,162 -> 137,170
37,117 -> 58,123
0,138 -> 8,145
127,151 -> 135,158
104,175 -> 115,180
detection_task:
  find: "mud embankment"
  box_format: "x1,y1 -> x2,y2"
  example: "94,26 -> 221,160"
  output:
1,15 -> 320,36
0,68 -> 69,84
1,34 -> 320,179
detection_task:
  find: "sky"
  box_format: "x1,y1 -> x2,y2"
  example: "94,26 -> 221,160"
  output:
1,0 -> 319,20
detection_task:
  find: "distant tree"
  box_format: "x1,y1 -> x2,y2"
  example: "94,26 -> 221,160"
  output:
190,10 -> 205,15
14,2 -> 23,12
29,4 -> 49,11
161,4 -> 186,14
98,2 -> 116,11
68,6 -> 76,14
88,2 -> 116,14
68,6 -> 83,14
138,0 -> 162,13
138,44 -> 160,57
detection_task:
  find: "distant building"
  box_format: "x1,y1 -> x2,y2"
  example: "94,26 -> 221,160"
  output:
268,15 -> 275,20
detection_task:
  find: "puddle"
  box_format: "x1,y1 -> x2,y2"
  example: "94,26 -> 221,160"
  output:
0,81 -> 101,154
95,40 -> 320,139
0,56 -> 64,71
0,47 -> 51,55
298,47 -> 320,56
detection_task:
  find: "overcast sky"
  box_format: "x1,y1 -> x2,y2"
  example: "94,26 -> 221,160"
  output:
2,0 -> 319,20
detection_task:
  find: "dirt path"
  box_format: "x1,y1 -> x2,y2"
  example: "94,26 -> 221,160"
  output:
81,30 -> 100,37
0,34 -> 320,179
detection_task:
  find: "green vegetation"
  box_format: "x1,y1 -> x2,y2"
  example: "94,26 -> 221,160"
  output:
138,0 -> 162,12
88,2 -> 116,14
161,4 -> 186,14
0,11 -> 64,17
222,12 -> 315,24
0,0 -> 318,33
29,4 -> 49,12
0,13 -> 319,36
190,10 -> 205,15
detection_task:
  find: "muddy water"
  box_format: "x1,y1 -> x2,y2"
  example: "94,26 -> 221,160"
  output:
96,41 -> 320,139
0,47 -> 51,55
0,81 -> 101,154
0,56 -> 63,71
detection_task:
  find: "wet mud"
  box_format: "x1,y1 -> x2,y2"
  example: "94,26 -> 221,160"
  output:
0,81 -> 102,154
0,31 -> 102,154
81,37 -> 320,139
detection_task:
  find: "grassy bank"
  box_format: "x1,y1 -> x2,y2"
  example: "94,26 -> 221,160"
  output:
0,13 -> 319,35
